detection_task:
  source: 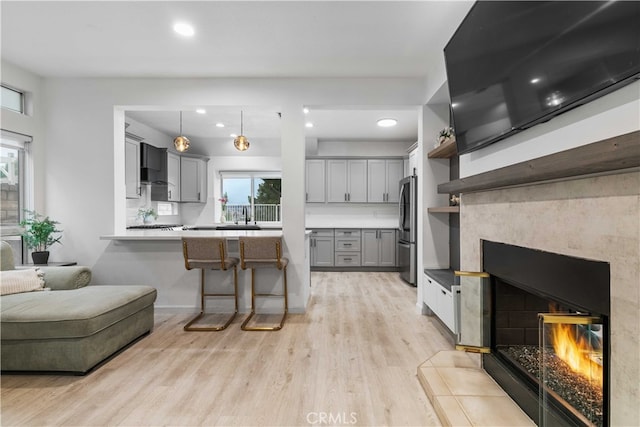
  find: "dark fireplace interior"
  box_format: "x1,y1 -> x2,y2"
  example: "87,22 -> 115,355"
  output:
482,241 -> 610,427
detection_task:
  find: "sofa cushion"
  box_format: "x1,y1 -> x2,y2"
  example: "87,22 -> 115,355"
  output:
0,268 -> 45,295
0,285 -> 157,340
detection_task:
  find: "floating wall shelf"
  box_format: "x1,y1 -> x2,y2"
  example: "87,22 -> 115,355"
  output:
427,206 -> 460,214
428,138 -> 457,159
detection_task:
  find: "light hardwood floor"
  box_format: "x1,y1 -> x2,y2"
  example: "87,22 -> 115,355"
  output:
1,272 -> 455,426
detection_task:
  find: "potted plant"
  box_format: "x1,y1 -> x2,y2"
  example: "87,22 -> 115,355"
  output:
437,127 -> 455,146
19,210 -> 63,265
137,208 -> 157,224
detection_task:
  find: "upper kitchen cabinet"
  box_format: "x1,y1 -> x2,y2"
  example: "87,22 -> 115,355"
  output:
151,151 -> 181,202
180,156 -> 207,203
367,159 -> 403,203
125,138 -> 141,199
306,159 -> 326,203
327,159 -> 367,203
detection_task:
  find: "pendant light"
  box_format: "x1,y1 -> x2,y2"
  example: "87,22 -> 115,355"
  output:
233,110 -> 250,151
173,111 -> 190,152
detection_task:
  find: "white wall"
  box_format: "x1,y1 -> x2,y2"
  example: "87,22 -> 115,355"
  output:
38,76 -> 426,312
459,81 -> 640,177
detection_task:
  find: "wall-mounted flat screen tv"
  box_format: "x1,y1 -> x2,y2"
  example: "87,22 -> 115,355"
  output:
445,1 -> 640,155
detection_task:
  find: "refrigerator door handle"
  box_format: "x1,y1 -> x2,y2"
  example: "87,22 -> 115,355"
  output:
398,183 -> 405,231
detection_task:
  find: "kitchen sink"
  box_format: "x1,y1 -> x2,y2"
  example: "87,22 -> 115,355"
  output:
216,224 -> 261,230
185,224 -> 262,231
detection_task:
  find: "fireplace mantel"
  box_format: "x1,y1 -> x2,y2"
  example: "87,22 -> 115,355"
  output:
439,131 -> 639,194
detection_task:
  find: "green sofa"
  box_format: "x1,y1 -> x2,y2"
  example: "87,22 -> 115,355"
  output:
0,241 -> 157,374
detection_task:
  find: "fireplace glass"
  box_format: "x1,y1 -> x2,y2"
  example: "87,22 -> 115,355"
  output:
539,313 -> 604,427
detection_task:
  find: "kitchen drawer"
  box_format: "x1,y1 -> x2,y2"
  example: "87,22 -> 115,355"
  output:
335,252 -> 361,266
335,229 -> 360,238
335,238 -> 360,251
310,229 -> 334,237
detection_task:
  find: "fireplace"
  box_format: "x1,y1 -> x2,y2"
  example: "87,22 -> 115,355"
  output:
482,241 -> 610,426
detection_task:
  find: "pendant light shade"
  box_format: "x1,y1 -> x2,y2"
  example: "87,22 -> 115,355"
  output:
173,111 -> 190,152
233,110 -> 250,151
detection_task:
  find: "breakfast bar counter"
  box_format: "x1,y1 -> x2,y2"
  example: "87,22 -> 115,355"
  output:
96,227 -> 310,313
100,229 -> 284,241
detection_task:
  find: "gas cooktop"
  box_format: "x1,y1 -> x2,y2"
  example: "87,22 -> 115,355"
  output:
126,224 -> 183,230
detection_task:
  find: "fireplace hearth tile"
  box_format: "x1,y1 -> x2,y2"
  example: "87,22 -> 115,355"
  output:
418,351 -> 534,427
428,350 -> 478,368
457,396 -> 535,426
437,367 -> 507,396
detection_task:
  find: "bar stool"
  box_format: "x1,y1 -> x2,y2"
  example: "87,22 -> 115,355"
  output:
238,236 -> 288,331
181,237 -> 239,331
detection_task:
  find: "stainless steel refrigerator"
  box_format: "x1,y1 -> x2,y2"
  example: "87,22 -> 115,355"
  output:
398,175 -> 417,285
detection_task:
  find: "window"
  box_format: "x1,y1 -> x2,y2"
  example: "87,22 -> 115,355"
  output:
1,85 -> 25,114
0,130 -> 32,264
221,172 -> 282,222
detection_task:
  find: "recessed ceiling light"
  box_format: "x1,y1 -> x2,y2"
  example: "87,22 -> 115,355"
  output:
173,22 -> 195,37
216,123 -> 225,128
196,109 -> 206,114
377,118 -> 397,127
230,133 -> 238,138
530,77 -> 541,84
303,107 -> 309,114
305,122 -> 314,128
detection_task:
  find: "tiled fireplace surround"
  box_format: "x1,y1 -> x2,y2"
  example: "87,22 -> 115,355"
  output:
459,170 -> 639,425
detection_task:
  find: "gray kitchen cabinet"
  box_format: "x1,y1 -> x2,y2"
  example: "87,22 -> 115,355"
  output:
167,152 -> 181,202
362,229 -> 396,266
367,159 -> 404,203
335,229 -> 361,266
306,159 -> 325,203
180,156 -> 207,203
327,159 -> 367,203
125,138 -> 140,199
153,152 -> 181,202
310,229 -> 334,267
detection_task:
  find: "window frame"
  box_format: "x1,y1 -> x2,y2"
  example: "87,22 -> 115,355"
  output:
1,84 -> 25,114
0,129 -> 33,264
219,171 -> 282,223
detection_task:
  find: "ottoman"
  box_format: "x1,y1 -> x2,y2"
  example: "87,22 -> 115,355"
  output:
1,285 -> 157,374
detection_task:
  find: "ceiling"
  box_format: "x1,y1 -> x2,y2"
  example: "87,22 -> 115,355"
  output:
1,1 -> 473,145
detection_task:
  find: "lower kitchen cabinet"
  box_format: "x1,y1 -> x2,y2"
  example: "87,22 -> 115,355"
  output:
335,229 -> 361,266
309,228 -> 398,270
310,229 -> 334,267
361,229 -> 396,266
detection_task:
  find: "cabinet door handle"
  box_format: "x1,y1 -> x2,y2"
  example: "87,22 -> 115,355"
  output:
137,187 -> 141,196
306,193 -> 309,202
441,290 -> 446,295
344,243 -> 352,246
197,192 -> 200,200
344,193 -> 347,202
344,258 -> 352,261
169,190 -> 172,199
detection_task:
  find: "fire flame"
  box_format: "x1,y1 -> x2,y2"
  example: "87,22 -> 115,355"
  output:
550,322 -> 603,387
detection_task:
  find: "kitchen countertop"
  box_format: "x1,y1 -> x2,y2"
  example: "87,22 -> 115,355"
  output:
101,229 -> 286,241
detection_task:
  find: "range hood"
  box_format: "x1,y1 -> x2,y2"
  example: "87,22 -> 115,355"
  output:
140,142 -> 168,184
